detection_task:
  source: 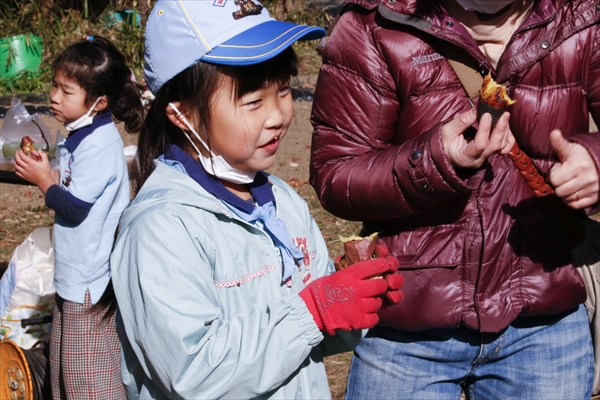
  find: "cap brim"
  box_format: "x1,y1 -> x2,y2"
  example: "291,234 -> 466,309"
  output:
201,21 -> 325,66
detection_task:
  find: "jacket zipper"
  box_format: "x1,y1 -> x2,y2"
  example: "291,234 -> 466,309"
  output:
504,0 -> 566,49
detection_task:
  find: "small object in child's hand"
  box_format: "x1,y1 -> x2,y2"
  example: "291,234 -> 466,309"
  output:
477,72 -> 516,131
335,233 -> 379,271
20,136 -> 35,157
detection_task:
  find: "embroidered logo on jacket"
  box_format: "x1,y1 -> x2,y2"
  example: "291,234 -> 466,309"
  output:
412,52 -> 444,66
293,237 -> 311,269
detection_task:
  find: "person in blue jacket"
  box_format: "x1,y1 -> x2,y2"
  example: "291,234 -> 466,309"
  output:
109,1 -> 405,399
14,36 -> 144,399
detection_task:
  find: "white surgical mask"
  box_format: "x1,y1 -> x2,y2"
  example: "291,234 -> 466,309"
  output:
168,103 -> 257,184
455,0 -> 514,14
64,97 -> 102,131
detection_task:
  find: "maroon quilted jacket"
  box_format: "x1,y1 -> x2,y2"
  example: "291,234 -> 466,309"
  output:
310,0 -> 600,332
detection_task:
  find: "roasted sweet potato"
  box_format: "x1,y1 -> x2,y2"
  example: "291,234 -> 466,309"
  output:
477,72 -> 516,131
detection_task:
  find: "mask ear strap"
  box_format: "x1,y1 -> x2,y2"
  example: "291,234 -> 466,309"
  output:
88,97 -> 104,117
91,97 -> 102,108
168,103 -> 215,157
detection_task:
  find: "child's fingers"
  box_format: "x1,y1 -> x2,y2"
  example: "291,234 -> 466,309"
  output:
384,289 -> 404,305
373,244 -> 389,258
30,149 -> 45,162
385,272 -> 403,291
385,256 -> 399,273
358,276 -> 389,298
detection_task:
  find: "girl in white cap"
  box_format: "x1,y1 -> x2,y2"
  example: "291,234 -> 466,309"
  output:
109,1 -> 404,398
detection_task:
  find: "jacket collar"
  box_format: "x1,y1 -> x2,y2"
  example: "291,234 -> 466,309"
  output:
64,113 -> 113,152
164,144 -> 275,214
358,0 -> 599,81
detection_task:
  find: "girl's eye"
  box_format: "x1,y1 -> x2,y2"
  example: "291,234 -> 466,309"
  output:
279,86 -> 291,96
244,98 -> 262,108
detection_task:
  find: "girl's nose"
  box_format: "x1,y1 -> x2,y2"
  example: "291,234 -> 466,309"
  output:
266,99 -> 290,129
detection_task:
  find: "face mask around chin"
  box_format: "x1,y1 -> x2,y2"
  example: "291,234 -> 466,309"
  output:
64,97 -> 103,131
455,0 -> 514,14
168,103 -> 257,185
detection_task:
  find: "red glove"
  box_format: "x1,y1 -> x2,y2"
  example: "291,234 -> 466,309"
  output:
372,245 -> 404,306
300,257 -> 399,335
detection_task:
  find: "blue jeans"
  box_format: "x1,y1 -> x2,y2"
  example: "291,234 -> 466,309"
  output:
346,304 -> 593,400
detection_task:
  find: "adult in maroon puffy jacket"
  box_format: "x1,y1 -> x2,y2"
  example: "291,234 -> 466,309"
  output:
311,0 -> 600,398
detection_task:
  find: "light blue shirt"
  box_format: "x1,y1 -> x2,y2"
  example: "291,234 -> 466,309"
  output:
53,114 -> 130,304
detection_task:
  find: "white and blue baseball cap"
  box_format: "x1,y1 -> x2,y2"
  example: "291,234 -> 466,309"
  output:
144,0 -> 326,94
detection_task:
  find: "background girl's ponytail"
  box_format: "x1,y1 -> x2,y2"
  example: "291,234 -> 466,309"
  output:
53,36 -> 144,133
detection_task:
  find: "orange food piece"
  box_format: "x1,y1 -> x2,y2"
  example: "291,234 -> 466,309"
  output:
20,136 -> 35,156
335,233 -> 379,271
479,72 -> 516,109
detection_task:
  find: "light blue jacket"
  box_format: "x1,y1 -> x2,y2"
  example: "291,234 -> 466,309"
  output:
111,161 -> 362,399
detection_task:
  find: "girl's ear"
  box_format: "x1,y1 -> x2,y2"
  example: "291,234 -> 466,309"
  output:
166,101 -> 198,131
93,96 -> 108,113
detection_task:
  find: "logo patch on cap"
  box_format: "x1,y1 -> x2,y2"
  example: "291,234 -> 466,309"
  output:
233,0 -> 263,20
213,0 -> 226,6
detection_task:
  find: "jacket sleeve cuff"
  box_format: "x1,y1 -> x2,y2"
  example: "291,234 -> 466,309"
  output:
286,294 -> 324,347
428,122 -> 480,193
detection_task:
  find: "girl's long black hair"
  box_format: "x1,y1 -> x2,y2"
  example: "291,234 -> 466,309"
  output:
53,36 -> 144,133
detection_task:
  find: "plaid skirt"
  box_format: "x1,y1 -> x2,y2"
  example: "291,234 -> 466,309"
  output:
50,291 -> 126,400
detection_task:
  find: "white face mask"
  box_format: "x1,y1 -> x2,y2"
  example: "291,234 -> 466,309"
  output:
64,97 -> 102,131
455,0 -> 514,14
168,103 -> 257,185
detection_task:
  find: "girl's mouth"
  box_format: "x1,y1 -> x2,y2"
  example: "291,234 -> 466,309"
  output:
261,136 -> 280,152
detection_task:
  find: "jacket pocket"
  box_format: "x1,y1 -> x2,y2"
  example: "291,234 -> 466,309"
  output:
384,224 -> 464,268
378,225 -> 465,331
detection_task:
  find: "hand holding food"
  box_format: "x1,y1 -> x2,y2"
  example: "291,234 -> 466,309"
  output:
299,257 -> 400,335
442,73 -> 515,169
334,233 -> 404,307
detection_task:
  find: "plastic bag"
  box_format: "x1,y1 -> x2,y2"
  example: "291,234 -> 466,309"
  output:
50,129 -> 63,170
0,97 -> 53,165
0,227 -> 55,349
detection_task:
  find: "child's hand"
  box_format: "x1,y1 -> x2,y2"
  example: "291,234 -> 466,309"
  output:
14,149 -> 58,193
371,245 -> 404,307
299,256 -> 402,335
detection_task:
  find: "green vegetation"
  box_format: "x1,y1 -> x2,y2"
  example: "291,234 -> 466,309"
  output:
0,0 -> 329,96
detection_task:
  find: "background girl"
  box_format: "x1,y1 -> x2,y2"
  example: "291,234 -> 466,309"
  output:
14,35 -> 144,399
109,1 -> 403,399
